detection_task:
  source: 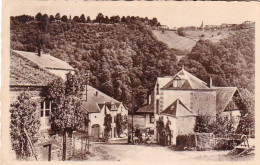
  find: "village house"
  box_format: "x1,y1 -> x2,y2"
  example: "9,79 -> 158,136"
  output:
12,50 -> 75,80
10,49 -> 129,159
10,50 -> 73,161
136,94 -> 155,131
152,67 -> 242,145
82,85 -> 128,141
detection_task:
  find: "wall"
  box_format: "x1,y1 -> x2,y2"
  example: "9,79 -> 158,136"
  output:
162,90 -> 191,112
161,115 -> 177,145
221,110 -> 241,130
190,90 -> 216,116
177,116 -> 196,135
145,114 -> 155,129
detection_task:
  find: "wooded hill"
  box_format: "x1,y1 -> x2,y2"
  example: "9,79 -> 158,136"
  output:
10,14 -> 255,112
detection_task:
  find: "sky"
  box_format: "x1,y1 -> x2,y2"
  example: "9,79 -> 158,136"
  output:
8,1 -> 259,28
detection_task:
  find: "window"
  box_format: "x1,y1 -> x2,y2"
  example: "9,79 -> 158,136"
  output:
150,114 -> 154,123
173,79 -> 182,88
156,100 -> 159,114
40,100 -> 51,129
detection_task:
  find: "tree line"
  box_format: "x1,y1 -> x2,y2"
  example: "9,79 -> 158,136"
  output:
11,13 -> 161,26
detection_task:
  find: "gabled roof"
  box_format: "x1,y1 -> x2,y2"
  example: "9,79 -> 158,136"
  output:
136,103 -> 154,113
157,77 -> 174,88
13,50 -> 74,70
10,50 -> 59,86
82,85 -> 121,113
162,69 -> 209,89
161,99 -> 194,117
213,87 -> 238,114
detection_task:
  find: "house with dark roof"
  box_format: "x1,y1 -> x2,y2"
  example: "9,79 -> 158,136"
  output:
152,67 -> 242,145
13,50 -> 75,80
81,85 -> 128,140
136,94 -> 155,130
10,50 -> 74,160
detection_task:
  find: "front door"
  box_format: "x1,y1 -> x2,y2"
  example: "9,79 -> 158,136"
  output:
91,124 -> 100,139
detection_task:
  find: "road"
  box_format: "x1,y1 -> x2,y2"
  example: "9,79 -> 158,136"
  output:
70,143 -> 254,161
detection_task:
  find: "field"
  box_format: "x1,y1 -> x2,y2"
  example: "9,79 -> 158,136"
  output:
152,30 -> 196,52
152,29 -> 236,52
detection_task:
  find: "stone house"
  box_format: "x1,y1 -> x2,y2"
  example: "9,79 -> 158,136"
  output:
10,50 -> 75,160
12,50 -> 75,80
82,85 -> 128,140
153,68 -> 242,145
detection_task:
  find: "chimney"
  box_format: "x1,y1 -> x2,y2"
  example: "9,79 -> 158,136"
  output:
38,48 -> 43,57
209,77 -> 213,88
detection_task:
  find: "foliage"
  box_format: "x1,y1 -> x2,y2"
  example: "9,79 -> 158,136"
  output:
156,116 -> 171,146
195,114 -> 237,136
194,115 -> 211,133
235,88 -> 255,135
177,27 -> 186,36
45,71 -> 87,133
180,28 -> 255,92
115,114 -> 128,137
10,92 -> 40,159
11,14 -> 179,113
104,114 -> 112,141
44,71 -> 88,160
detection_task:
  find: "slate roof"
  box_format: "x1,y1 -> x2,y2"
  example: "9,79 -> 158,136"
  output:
136,103 -> 154,113
213,87 -> 238,114
10,50 -> 59,86
162,69 -> 209,89
13,50 -> 74,70
82,85 -> 122,113
161,99 -> 194,117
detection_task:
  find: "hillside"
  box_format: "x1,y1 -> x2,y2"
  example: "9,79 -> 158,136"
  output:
10,14 -> 255,112
152,30 -> 196,52
10,17 -> 180,111
152,24 -> 254,52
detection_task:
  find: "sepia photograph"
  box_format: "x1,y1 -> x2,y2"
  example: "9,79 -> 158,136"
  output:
1,0 -> 259,163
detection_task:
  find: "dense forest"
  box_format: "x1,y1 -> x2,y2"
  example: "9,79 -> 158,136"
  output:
10,13 -> 255,112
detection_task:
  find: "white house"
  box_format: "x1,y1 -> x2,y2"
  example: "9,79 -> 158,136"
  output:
153,67 -> 242,145
81,85 -> 128,140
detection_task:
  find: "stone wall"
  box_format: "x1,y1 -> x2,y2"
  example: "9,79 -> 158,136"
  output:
190,90 -> 216,116
196,133 -> 215,150
177,116 -> 196,135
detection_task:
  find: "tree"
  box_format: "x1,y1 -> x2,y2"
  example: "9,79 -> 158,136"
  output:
177,27 -> 186,37
115,114 -> 128,137
86,16 -> 91,23
55,13 -> 61,21
10,92 -> 40,160
95,13 -> 104,24
35,12 -> 42,21
80,14 -> 86,23
61,15 -> 68,22
49,15 -> 55,23
45,72 -> 88,160
73,16 -> 80,23
104,114 -> 112,141
235,88 -> 255,136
